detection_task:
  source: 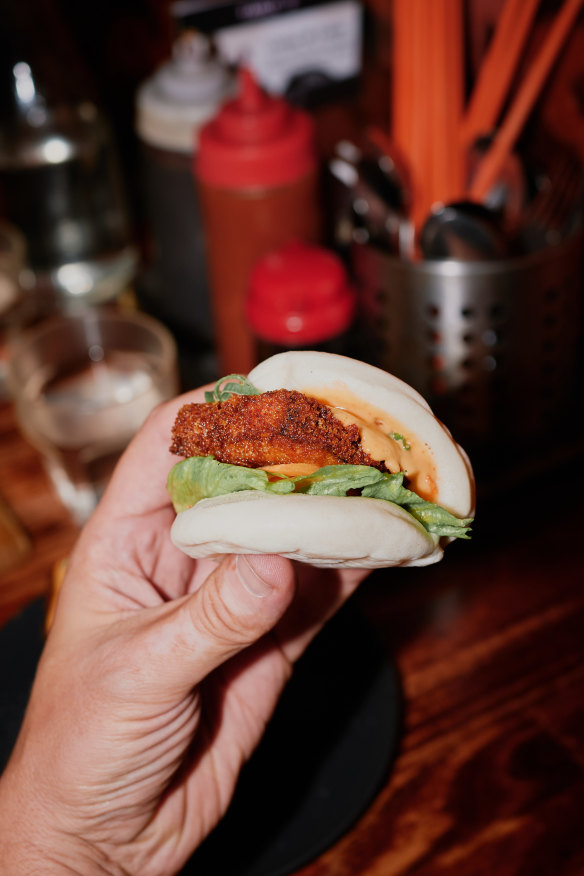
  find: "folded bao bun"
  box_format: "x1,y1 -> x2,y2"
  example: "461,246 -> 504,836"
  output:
170,352 -> 475,569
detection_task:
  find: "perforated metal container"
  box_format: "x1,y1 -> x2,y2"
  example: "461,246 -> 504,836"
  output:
352,235 -> 583,446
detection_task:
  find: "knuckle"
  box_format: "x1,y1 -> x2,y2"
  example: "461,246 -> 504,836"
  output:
191,584 -> 255,649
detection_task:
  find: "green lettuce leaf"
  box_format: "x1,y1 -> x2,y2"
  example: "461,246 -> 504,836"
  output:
167,456 -> 294,513
167,457 -> 473,539
292,464 -> 384,495
360,470 -> 473,538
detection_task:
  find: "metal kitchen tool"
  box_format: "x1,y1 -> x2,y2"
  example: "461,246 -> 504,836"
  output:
419,201 -> 509,260
520,152 -> 583,251
328,139 -> 410,254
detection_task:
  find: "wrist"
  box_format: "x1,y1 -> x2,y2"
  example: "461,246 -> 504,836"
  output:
0,835 -> 123,875
0,765 -> 125,876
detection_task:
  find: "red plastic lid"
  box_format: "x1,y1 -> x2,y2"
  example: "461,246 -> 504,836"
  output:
246,241 -> 356,345
196,68 -> 317,188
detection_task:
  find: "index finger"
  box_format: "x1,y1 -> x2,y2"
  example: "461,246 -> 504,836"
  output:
97,385 -> 210,520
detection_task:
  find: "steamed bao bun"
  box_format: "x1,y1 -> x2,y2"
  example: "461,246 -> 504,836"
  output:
170,352 -> 475,569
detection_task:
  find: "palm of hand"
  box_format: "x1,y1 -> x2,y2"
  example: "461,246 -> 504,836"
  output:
35,515 -> 288,875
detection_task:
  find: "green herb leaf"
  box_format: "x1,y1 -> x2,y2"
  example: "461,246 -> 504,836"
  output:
204,374 -> 261,403
390,432 -> 411,450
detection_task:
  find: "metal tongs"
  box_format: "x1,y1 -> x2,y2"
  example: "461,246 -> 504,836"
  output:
328,138 -> 412,256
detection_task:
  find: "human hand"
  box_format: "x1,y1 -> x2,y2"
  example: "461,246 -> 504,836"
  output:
0,386 -> 369,876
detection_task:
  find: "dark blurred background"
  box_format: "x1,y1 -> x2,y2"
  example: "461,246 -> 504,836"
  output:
3,0 -> 580,238
1,0 -> 582,477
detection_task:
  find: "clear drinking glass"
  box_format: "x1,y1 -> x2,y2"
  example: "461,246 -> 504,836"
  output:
8,307 -> 178,524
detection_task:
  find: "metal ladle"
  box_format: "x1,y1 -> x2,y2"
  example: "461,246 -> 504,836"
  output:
419,201 -> 509,260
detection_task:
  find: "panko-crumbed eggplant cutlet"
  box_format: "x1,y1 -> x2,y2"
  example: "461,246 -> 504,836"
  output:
170,389 -> 389,473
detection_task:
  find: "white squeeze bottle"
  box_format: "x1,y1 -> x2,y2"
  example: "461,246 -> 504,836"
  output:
135,31 -> 234,384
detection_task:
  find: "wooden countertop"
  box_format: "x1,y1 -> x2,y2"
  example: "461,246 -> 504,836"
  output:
0,401 -> 79,624
1,397 -> 583,875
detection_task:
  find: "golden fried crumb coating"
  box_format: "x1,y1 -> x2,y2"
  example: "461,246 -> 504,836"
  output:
170,390 -> 388,471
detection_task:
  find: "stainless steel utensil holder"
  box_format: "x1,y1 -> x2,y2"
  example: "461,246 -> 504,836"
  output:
352,235 -> 583,445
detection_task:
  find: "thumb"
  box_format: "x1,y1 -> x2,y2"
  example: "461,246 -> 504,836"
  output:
138,554 -> 297,697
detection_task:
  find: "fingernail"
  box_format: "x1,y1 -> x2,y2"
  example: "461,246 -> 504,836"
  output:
236,555 -> 274,598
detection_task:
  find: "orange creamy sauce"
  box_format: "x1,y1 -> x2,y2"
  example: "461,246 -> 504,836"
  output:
263,384 -> 438,502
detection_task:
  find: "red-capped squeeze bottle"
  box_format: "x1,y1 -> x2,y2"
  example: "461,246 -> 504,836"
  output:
246,240 -> 356,360
195,68 -> 321,375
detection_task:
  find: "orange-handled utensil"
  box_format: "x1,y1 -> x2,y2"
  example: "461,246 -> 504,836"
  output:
462,0 -> 540,147
469,0 -> 583,202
